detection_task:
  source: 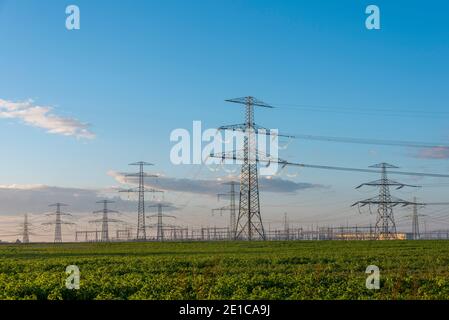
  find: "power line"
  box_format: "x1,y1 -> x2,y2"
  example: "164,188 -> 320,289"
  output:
271,102 -> 449,118
290,133 -> 449,149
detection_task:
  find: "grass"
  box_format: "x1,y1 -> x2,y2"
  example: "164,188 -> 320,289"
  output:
0,240 -> 448,300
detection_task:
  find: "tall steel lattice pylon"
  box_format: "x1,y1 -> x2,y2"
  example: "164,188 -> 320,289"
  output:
211,97 -> 293,240
22,213 -> 30,244
90,200 -> 122,242
411,198 -> 422,240
238,97 -> 263,240
405,199 -> 449,240
213,97 -> 271,240
120,162 -> 163,240
212,181 -> 239,239
148,203 -> 175,241
283,212 -> 290,240
352,163 -> 420,240
43,203 -> 74,243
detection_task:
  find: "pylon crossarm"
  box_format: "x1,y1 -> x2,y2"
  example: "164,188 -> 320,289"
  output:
119,188 -> 163,193
89,218 -> 123,223
129,162 -> 154,166
125,173 -> 159,178
356,179 -> 420,189
218,123 -> 294,138
147,214 -> 176,218
225,96 -> 274,108
96,209 -> 119,214
45,212 -> 72,216
353,200 -> 416,207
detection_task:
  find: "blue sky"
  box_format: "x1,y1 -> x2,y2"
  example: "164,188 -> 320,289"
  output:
0,0 -> 448,240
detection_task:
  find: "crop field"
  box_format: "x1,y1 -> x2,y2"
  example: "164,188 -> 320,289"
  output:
0,240 -> 448,300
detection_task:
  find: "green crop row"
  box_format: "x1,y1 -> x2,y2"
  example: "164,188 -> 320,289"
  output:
0,240 -> 448,300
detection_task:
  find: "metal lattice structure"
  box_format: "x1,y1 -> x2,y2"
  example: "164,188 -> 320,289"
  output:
283,212 -> 290,240
90,200 -> 122,242
411,198 -> 424,240
22,214 -> 30,244
352,163 -> 420,240
119,162 -> 162,240
147,203 -> 175,241
405,198 -> 449,240
212,97 -> 293,240
212,181 -> 239,239
43,203 -> 74,243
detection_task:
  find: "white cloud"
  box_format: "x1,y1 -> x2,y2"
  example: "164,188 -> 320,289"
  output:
0,184 -> 136,215
0,184 -> 45,190
0,98 -> 95,139
107,170 -> 323,195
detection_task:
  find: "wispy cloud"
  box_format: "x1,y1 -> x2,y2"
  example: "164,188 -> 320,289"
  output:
0,98 -> 95,139
108,171 -> 323,195
414,147 -> 449,159
0,184 -> 135,215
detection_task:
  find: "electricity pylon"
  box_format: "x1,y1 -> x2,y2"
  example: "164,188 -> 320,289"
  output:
283,212 -> 290,240
410,198 -> 426,240
119,162 -> 163,240
212,181 -> 239,239
22,214 -> 30,244
43,203 -> 74,243
404,197 -> 449,240
211,97 -> 293,240
147,203 -> 175,241
352,163 -> 420,240
90,200 -> 122,242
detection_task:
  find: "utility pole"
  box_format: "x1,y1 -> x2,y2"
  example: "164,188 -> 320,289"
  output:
90,200 -> 122,242
22,214 -> 30,244
43,203 -> 74,243
119,162 -> 163,240
352,163 -> 420,240
212,181 -> 239,239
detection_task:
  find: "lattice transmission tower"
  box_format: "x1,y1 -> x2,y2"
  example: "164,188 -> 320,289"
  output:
22,213 -> 30,244
43,203 -> 74,243
352,163 -> 420,240
404,197 -> 449,240
410,197 -> 425,240
283,212 -> 290,240
212,181 -> 239,239
211,97 -> 292,240
90,200 -> 122,242
119,162 -> 163,240
148,203 -> 175,241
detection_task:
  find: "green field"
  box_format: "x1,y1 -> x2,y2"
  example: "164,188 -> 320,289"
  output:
0,240 -> 448,300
